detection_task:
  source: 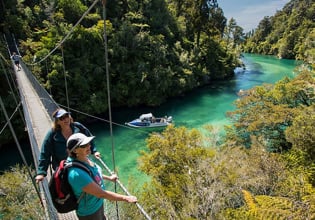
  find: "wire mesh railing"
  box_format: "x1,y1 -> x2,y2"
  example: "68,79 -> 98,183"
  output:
21,61 -> 59,119
15,60 -> 59,220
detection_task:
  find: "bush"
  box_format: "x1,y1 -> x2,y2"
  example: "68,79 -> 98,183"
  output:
0,165 -> 45,219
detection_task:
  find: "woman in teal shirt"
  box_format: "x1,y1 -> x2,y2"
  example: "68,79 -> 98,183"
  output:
35,108 -> 101,183
66,133 -> 137,219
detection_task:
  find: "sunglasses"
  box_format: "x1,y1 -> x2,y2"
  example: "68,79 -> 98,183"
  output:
58,114 -> 70,121
78,143 -> 90,149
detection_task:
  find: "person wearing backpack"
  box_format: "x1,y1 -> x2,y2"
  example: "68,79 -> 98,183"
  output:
66,133 -> 137,219
35,108 -> 101,183
11,52 -> 22,71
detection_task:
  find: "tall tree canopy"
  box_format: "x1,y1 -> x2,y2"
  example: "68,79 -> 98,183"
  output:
244,0 -> 315,62
1,0 -> 239,114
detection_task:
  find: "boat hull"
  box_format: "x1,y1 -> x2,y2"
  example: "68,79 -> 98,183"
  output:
126,120 -> 171,128
125,115 -> 173,128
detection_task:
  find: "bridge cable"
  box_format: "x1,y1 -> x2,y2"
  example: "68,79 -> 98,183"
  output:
57,103 -> 151,134
1,38 -> 26,127
12,33 -> 21,56
0,102 -> 21,135
0,96 -> 45,210
9,0 -> 152,218
101,0 -> 120,219
25,0 -> 100,66
100,2 -> 151,217
98,158 -> 152,220
61,45 -> 70,110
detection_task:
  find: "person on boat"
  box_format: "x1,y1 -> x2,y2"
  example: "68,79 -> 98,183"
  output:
11,52 -> 21,71
151,116 -> 156,123
66,133 -> 137,219
35,108 -> 101,183
160,117 -> 166,123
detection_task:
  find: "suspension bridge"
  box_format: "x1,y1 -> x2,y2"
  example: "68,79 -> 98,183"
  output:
2,44 -> 151,220
1,1 -> 152,219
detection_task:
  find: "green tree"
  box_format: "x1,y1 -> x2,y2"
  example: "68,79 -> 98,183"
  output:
286,105 -> 315,159
300,27 -> 315,66
2,0 -> 241,126
134,124 -> 313,219
224,18 -> 244,47
0,165 -> 45,219
244,0 -> 315,60
226,70 -> 315,152
57,0 -> 87,25
138,125 -> 215,218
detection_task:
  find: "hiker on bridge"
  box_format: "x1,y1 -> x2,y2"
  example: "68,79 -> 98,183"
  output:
11,51 -> 21,71
66,133 -> 137,219
35,108 -> 101,183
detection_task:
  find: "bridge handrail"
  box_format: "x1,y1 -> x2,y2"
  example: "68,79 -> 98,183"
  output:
22,61 -> 59,119
16,60 -> 59,220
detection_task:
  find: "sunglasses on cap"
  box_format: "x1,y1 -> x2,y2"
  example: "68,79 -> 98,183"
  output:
59,114 -> 70,121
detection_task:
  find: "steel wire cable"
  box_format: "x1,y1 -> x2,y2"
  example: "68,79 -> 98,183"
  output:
58,103 -> 151,135
1,39 -> 26,126
0,102 -> 21,135
98,158 -> 152,220
101,2 -> 120,217
7,0 -> 153,218
24,0 -> 100,66
0,97 -> 45,210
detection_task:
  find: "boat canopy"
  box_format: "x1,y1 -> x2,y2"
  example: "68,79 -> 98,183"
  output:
140,113 -> 153,120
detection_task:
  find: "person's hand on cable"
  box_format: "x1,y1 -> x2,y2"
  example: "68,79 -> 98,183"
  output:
93,151 -> 101,159
103,173 -> 118,182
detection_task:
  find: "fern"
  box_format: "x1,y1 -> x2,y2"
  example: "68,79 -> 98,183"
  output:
222,191 -> 315,220
242,190 -> 256,210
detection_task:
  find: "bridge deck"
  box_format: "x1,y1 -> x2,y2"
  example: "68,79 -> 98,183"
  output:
14,65 -> 78,219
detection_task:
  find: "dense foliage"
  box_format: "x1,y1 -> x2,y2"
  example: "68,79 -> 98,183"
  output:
226,70 -> 315,152
1,0 -> 315,219
0,165 -> 45,219
243,0 -> 315,62
133,68 -> 315,219
1,0 -> 241,112
0,0 -> 244,144
0,46 -> 28,145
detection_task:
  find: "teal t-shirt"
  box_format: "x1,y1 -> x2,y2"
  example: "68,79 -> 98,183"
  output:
67,157 -> 105,216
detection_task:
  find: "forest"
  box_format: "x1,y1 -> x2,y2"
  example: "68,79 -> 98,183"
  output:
0,0 -> 243,144
0,0 -> 315,219
243,0 -> 314,61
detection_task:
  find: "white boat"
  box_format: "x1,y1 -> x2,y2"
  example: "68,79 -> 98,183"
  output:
125,113 -> 172,128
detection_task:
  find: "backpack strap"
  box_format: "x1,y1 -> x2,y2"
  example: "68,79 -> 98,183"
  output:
65,160 -> 96,203
65,160 -> 91,174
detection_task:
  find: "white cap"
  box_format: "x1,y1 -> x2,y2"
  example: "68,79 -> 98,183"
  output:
67,133 -> 95,152
54,108 -> 70,118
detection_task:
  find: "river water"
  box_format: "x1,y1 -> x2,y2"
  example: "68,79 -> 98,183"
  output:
88,53 -> 300,186
0,54 -> 299,187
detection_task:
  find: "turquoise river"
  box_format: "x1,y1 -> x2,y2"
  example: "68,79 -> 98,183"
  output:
0,53 -> 300,189
88,53 -> 300,188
